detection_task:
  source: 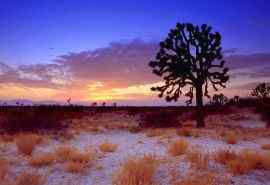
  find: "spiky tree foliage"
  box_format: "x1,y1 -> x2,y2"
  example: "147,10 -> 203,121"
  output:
251,83 -> 270,100
149,23 -> 229,127
212,93 -> 228,105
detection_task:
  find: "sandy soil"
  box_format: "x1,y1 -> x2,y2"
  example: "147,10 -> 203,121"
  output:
1,109 -> 270,185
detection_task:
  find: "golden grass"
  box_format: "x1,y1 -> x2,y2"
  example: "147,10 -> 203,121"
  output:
169,140 -> 188,156
15,134 -> 42,155
29,153 -> 55,167
176,128 -> 192,137
186,149 -> 209,169
173,173 -> 216,185
99,142 -> 118,153
145,129 -> 163,137
113,154 -> 157,185
224,131 -> 238,145
214,149 -> 270,174
261,144 -> 270,150
55,146 -> 93,173
1,134 -> 14,142
65,161 -> 86,173
0,158 -> 8,180
15,172 -> 42,185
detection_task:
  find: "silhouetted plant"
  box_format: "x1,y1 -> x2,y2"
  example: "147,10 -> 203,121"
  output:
251,83 -> 270,100
102,102 -> 106,107
212,93 -> 228,106
149,23 -> 229,127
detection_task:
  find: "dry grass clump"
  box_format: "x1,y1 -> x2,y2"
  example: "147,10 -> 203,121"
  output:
1,134 -> 14,142
145,129 -> 164,137
176,128 -> 192,137
15,172 -> 42,185
29,153 -> 55,167
55,146 -> 93,173
214,149 -> 270,175
0,158 -> 9,180
65,161 -> 86,173
186,149 -> 209,169
169,140 -> 188,156
224,131 -> 238,144
113,154 -> 157,185
172,172 -> 216,185
99,142 -> 118,153
261,144 -> 270,150
15,133 -> 42,155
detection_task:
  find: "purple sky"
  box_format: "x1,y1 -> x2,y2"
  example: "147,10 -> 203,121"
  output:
0,0 -> 269,105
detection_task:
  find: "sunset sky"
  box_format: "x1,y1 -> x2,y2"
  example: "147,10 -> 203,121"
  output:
0,0 -> 270,105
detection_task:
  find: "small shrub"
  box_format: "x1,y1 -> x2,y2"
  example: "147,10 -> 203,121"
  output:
1,134 -> 14,142
15,172 -> 42,185
55,146 -> 92,173
0,158 -> 8,180
145,129 -> 163,137
224,131 -> 238,144
113,155 -> 157,185
29,153 -> 55,167
186,150 -> 209,169
261,144 -> 270,150
169,140 -> 188,156
173,173 -> 215,185
139,110 -> 181,128
15,134 -> 42,155
99,142 -> 117,153
214,150 -> 238,165
214,149 -> 270,175
55,146 -> 92,163
65,161 -> 86,173
176,128 -> 192,137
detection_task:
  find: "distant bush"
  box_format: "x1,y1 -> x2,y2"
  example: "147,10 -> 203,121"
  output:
255,101 -> 270,127
0,106 -> 88,133
139,110 -> 181,128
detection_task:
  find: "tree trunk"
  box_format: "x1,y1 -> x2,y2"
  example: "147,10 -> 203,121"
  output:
196,85 -> 205,128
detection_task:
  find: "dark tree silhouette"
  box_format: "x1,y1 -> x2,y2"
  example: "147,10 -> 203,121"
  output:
212,93 -> 228,105
149,23 -> 229,127
251,83 -> 270,100
102,102 -> 106,107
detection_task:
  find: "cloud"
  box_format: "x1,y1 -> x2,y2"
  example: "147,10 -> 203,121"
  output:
54,40 -> 159,87
0,40 -> 270,102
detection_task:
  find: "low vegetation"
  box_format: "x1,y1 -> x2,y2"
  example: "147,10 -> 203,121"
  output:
261,143 -> 270,150
15,133 -> 42,155
55,146 -> 93,173
176,128 -> 192,137
215,149 -> 270,174
113,155 -> 157,185
29,153 -> 55,167
139,110 -> 181,128
169,140 -> 188,156
0,157 -> 8,180
224,131 -> 238,144
186,149 -> 209,169
15,172 -> 43,185
99,142 -> 118,153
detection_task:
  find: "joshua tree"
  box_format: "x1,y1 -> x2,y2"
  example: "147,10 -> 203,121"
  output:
102,102 -> 106,107
212,93 -> 228,105
149,23 -> 229,127
251,83 -> 270,100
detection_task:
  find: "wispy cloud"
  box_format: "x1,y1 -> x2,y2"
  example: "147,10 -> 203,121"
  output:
0,40 -> 270,103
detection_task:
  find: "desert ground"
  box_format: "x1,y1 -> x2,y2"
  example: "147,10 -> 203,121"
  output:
1,106 -> 270,185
